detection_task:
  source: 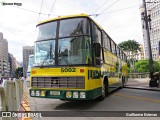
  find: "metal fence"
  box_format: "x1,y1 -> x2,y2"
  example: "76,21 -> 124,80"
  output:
0,79 -> 24,120
128,73 -> 150,78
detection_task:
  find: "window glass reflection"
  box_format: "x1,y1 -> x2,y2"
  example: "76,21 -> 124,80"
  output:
59,18 -> 90,37
34,40 -> 55,66
58,36 -> 92,65
27,56 -> 34,72
36,22 -> 57,40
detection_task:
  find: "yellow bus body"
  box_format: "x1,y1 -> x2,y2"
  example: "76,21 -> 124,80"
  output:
30,14 -> 128,100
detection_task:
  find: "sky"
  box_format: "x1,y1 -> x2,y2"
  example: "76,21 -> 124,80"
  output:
0,0 -> 143,62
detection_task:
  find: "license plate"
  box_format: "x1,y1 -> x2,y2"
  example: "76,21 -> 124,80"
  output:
50,91 -> 60,95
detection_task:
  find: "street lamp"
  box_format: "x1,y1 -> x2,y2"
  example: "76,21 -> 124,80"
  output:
140,0 -> 155,87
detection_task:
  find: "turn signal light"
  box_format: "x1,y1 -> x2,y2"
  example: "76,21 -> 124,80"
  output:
31,70 -> 37,74
80,69 -> 84,73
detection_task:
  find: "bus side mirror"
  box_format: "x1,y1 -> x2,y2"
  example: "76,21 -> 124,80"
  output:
93,43 -> 101,57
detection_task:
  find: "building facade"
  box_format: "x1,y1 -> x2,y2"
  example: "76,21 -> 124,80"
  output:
124,44 -> 145,61
142,0 -> 160,60
23,46 -> 34,78
0,32 -> 9,77
8,53 -> 17,77
134,44 -> 145,60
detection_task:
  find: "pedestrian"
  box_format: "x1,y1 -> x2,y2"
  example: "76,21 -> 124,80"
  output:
2,78 -> 7,87
0,77 -> 2,84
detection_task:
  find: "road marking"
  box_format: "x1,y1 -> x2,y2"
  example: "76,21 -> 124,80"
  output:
21,83 -> 32,120
114,93 -> 160,104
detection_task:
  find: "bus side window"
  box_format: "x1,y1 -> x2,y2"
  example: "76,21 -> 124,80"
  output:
120,50 -> 122,59
125,55 -> 127,62
102,31 -> 111,51
121,51 -> 123,60
111,40 -> 116,55
117,47 -> 120,58
91,22 -> 101,44
123,54 -> 126,62
123,52 -> 125,61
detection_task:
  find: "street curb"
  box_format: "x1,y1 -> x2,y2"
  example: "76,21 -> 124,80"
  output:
124,86 -> 160,91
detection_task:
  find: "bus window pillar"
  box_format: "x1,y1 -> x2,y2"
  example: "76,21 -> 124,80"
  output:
93,43 -> 101,65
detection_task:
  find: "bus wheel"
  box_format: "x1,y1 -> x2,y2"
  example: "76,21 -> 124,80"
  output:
97,83 -> 107,101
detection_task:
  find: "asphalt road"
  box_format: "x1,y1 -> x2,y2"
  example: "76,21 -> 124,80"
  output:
1,80 -> 160,120
29,88 -> 160,111
29,88 -> 160,120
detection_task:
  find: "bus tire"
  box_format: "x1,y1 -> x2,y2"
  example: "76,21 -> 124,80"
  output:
97,81 -> 108,101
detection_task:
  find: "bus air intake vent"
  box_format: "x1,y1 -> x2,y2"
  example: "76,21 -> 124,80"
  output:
31,76 -> 85,89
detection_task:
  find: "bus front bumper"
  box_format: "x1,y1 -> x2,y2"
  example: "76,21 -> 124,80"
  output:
29,88 -> 102,100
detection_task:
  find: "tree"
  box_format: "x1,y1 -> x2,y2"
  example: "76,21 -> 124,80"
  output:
118,40 -> 141,59
15,67 -> 23,78
135,60 -> 159,73
118,40 -> 141,73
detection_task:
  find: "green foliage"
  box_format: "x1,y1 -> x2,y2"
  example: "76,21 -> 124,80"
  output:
135,60 -> 159,73
15,67 -> 23,78
118,40 -> 141,53
153,61 -> 159,72
118,40 -> 141,73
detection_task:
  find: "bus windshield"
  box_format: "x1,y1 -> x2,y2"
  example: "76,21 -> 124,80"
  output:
27,55 -> 34,72
34,17 -> 92,66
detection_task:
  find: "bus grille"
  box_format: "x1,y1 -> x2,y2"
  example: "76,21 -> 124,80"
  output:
31,77 -> 85,89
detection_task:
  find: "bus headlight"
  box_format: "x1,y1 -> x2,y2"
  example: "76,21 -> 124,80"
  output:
80,92 -> 86,98
66,91 -> 72,98
31,90 -> 35,96
36,90 -> 40,96
41,91 -> 45,97
73,92 -> 78,98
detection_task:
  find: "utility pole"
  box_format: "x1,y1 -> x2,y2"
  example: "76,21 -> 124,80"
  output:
142,0 -> 154,81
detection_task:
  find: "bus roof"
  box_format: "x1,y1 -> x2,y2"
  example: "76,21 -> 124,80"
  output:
36,14 -> 126,57
37,13 -> 103,29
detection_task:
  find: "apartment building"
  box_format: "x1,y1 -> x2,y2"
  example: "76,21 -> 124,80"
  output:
134,44 -> 145,60
142,0 -> 160,60
0,32 -> 9,77
8,53 -> 17,77
124,44 -> 145,61
23,46 -> 34,78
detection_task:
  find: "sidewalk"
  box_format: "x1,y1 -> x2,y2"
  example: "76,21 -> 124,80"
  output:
125,78 -> 160,91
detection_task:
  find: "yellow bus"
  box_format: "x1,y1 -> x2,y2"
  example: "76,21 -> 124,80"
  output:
30,14 -> 128,100
26,54 -> 34,87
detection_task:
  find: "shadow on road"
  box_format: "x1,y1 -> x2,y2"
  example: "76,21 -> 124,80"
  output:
54,88 -> 122,110
54,100 -> 98,110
